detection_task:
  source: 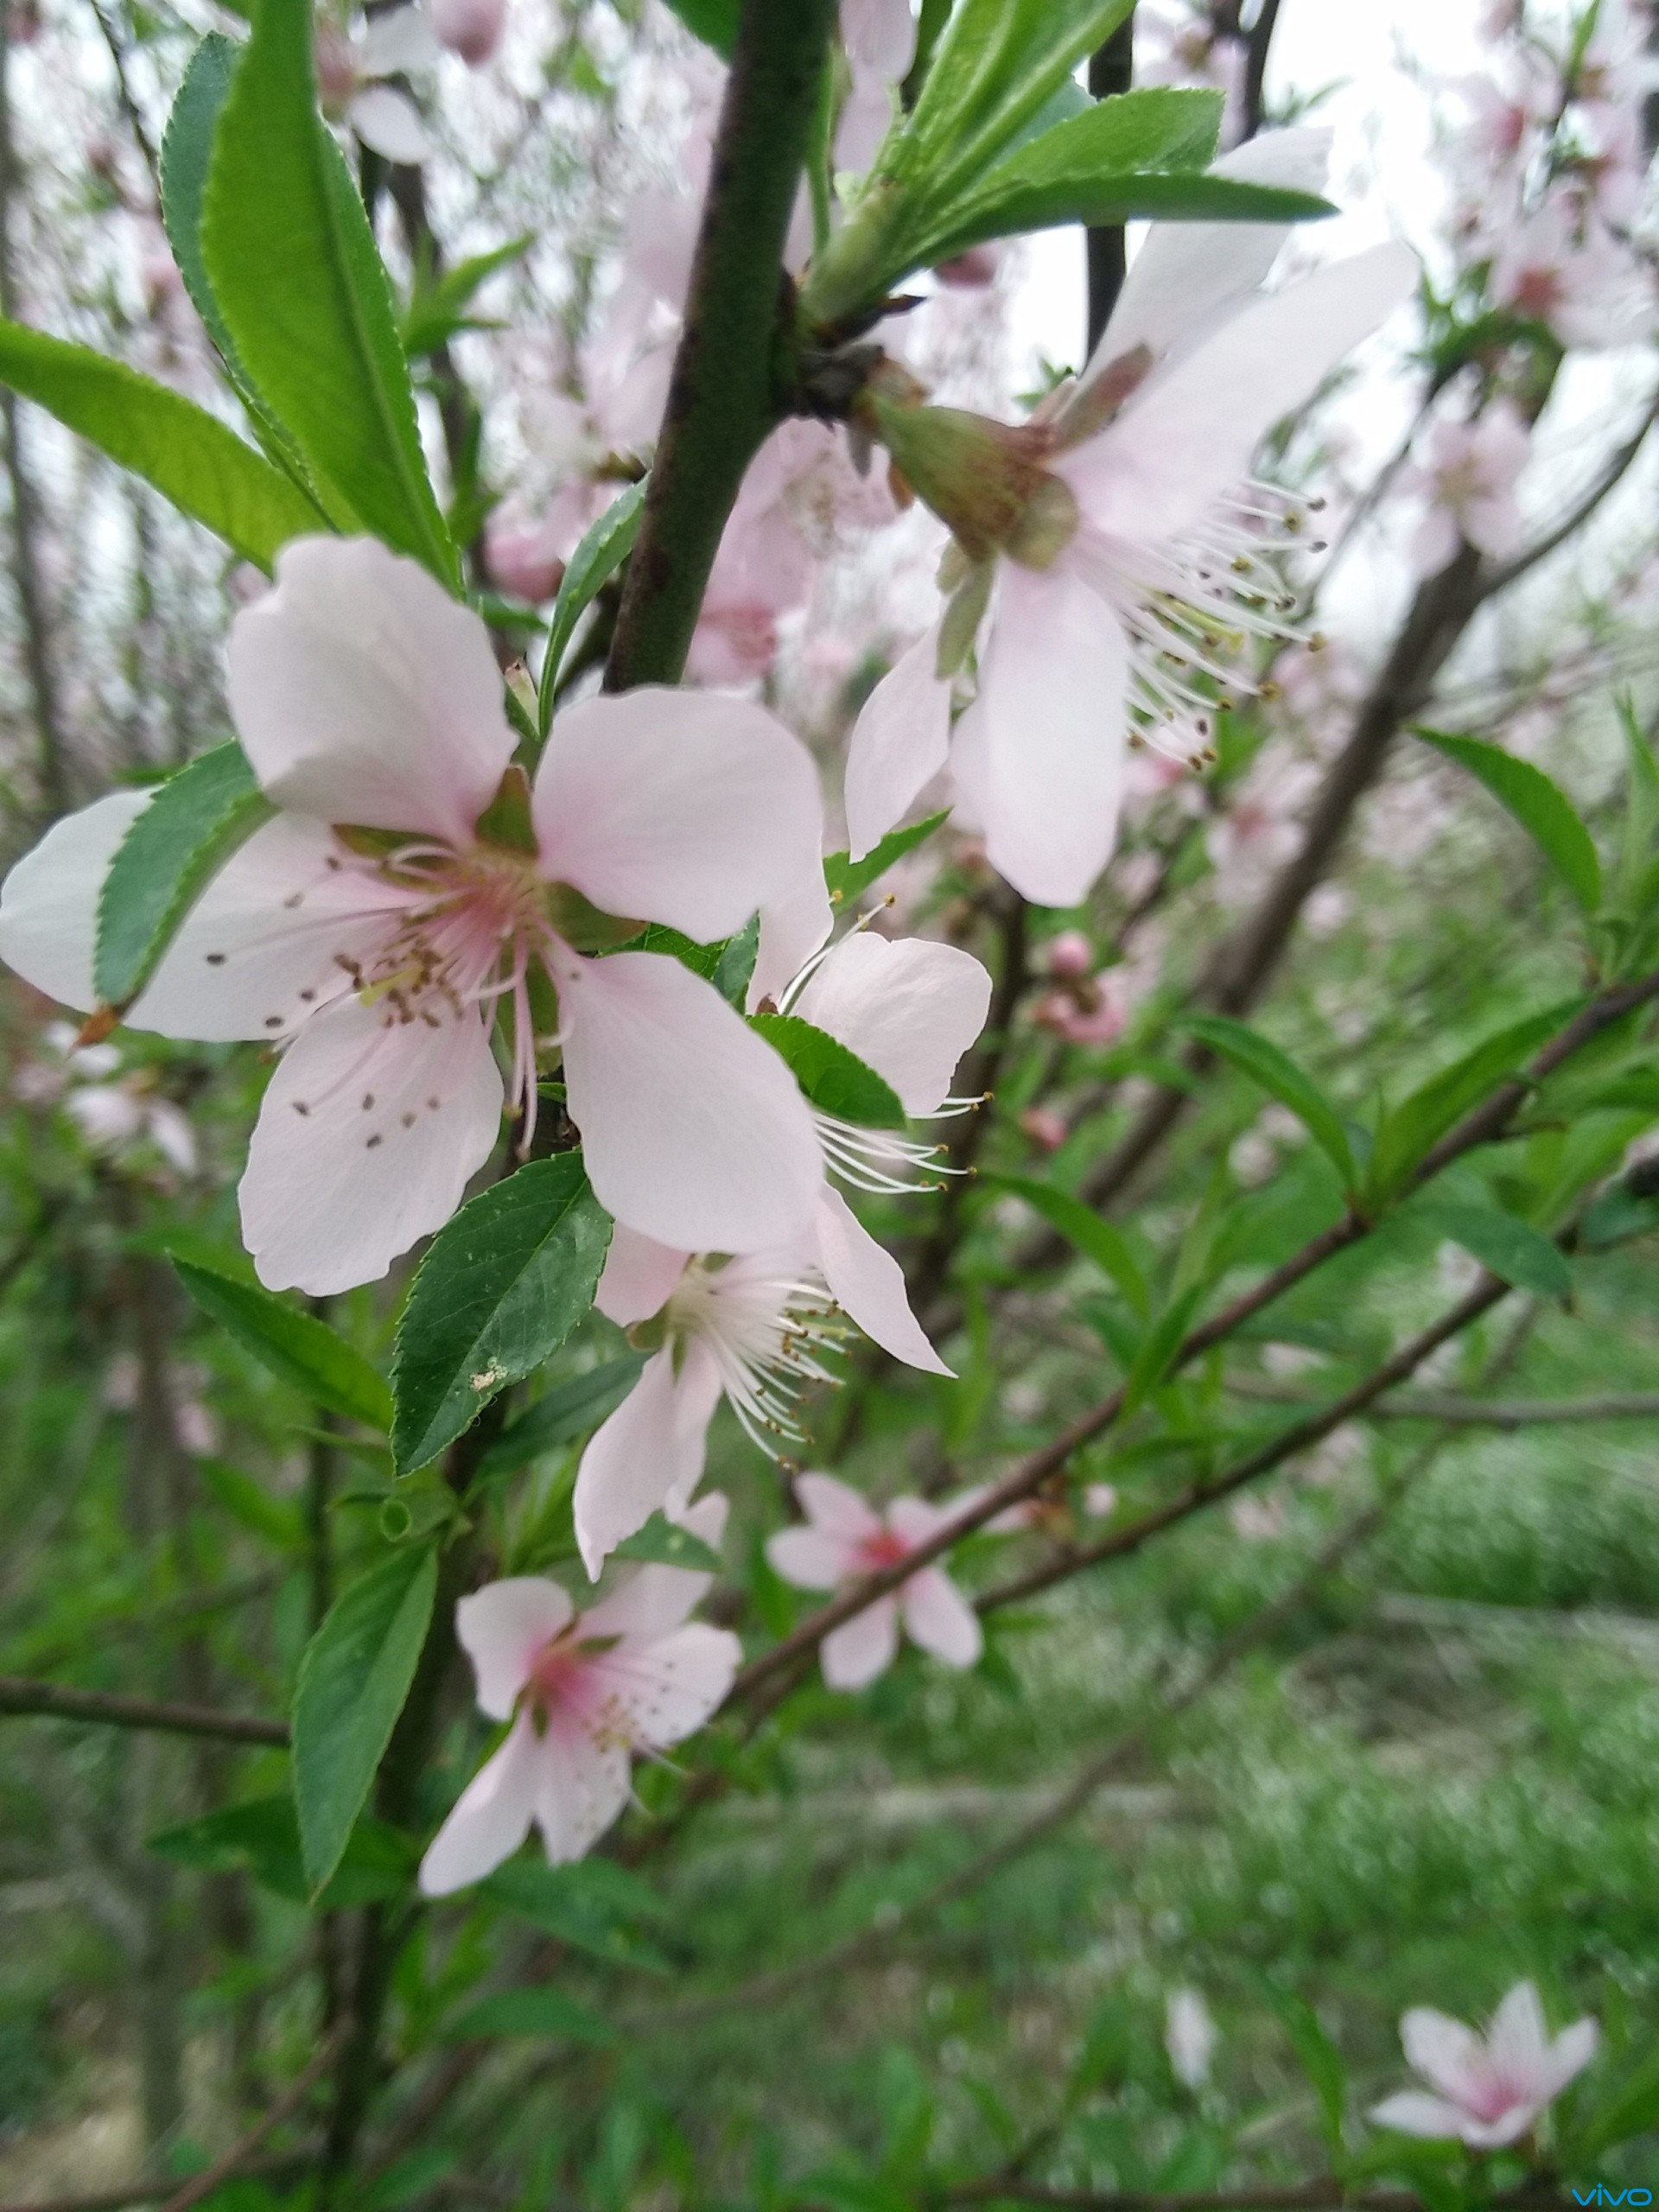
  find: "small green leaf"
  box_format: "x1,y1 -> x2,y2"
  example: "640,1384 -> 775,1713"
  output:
480,1858 -> 671,1970
1365,1003 -> 1574,1207
199,1457 -> 303,1550
714,914 -> 760,1009
200,0 -> 455,577
173,1258 -> 394,1430
921,168 -> 1334,269
658,0 -> 737,57
986,1174 -> 1149,1319
750,1014 -> 907,1129
149,1793 -> 415,1909
1416,728 -> 1602,918
293,1545 -> 438,1895
443,1986 -> 618,2045
403,233 -> 533,358
537,478 -> 647,730
1121,1283 -> 1203,1419
612,1513 -> 721,1571
0,320 -> 324,568
93,743 -> 275,1007
391,1156 -> 613,1474
477,1356 -> 646,1478
1570,2042 -> 1659,2160
1412,1202 -> 1572,1300
823,810 -> 951,908
1183,1013 -> 1357,1191
1263,1988 -> 1347,2153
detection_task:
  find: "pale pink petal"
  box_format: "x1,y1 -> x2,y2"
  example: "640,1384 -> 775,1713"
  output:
795,1470 -> 883,1541
586,1621 -> 741,1748
1486,1981 -> 1549,2087
749,865 -> 834,1013
573,1343 -> 721,1580
238,994 -> 503,1294
594,1223 -> 688,1326
356,3 -> 440,73
835,67 -> 894,172
0,790 -> 149,1011
792,931 -> 991,1114
1410,503 -> 1462,579
843,626 -> 953,862
129,816 -> 406,1043
1369,2090 -> 1469,2140
534,690 -> 823,943
349,84 -> 431,164
900,1566 -> 982,1668
1464,2106 -> 1538,2149
813,1185 -> 951,1374
529,1713 -> 632,1865
1401,2008 -> 1487,2107
578,1496 -> 730,1642
951,562 -> 1129,908
766,1523 -> 859,1589
227,537 -> 513,843
417,1710 -> 542,1896
1077,128 -> 1334,390
841,0 -> 916,78
455,1578 -> 573,1720
555,948 -> 820,1255
886,1492 -> 952,1548
1542,2017 -> 1599,2100
1062,244 -> 1419,547
145,1101 -> 200,1176
821,1595 -> 900,1689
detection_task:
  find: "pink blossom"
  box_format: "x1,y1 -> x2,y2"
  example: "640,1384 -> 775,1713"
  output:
0,538 -> 824,1293
766,1473 -> 982,1690
1489,200 -> 1653,348
1407,402 -> 1530,578
1045,930 -> 1094,980
430,0 -> 504,66
1033,965 -> 1130,1046
835,0 -> 918,172
935,245 -> 1002,289
316,6 -> 437,165
418,1495 -> 739,1893
1020,1104 -> 1067,1151
483,516 -> 564,606
845,130 -> 1415,906
1370,1981 -> 1598,2147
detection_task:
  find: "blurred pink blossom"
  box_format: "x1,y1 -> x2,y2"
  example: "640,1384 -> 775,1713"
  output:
430,0 -> 504,67
1405,401 -> 1529,578
1370,1982 -> 1597,2146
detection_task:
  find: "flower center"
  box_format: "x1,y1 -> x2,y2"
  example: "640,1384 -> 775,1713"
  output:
664,1255 -> 844,1453
856,1527 -> 912,1573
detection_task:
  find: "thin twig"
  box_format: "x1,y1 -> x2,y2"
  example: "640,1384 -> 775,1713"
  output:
159,2033 -> 340,2211
1226,1382 -> 1659,1427
0,1675 -> 289,1745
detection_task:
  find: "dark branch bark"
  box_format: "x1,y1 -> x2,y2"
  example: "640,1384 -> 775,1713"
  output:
0,1675 -> 289,1745
1240,0 -> 1283,140
1085,16 -> 1135,352
605,0 -> 836,690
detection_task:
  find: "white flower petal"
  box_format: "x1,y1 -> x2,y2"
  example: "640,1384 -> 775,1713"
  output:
227,537 -> 512,843
1368,2091 -> 1469,2140
821,1596 -> 900,1689
1543,2017 -> 1599,2100
455,1578 -> 573,1721
1063,244 -> 1419,548
530,1716 -> 632,1865
749,864 -> 834,1014
796,1470 -> 883,1541
349,85 -> 432,165
587,1621 -> 741,1749
813,1185 -> 951,1374
578,1495 -> 729,1641
573,1344 -> 721,1580
792,930 -> 991,1115
594,1223 -> 689,1326
1401,2007 -> 1486,2107
901,1565 -> 982,1668
0,790 -> 150,1012
951,561 -> 1129,908
766,1523 -> 858,1589
556,949 -> 820,1256
357,2 -> 440,75
238,994 -> 503,1294
843,626 -> 953,863
535,689 -> 823,944
418,1710 -> 542,1896
129,816 -> 403,1043
1487,1981 -> 1549,2083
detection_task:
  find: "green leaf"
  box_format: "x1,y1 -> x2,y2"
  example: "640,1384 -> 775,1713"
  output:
749,1014 -> 907,1129
403,233 -> 532,359
986,1174 -> 1149,1319
1416,728 -> 1602,918
714,914 -> 760,1009
1411,1202 -> 1573,1300
612,1512 -> 721,1572
173,1258 -> 394,1430
1613,695 -> 1659,916
480,1858 -> 672,1970
149,1792 -> 415,1909
477,1356 -> 646,1478
920,169 -> 1334,268
1365,1003 -> 1574,1207
1121,1282 -> 1203,1419
537,477 -> 647,730
1182,1014 -> 1358,1191
198,1457 -> 303,1550
823,810 -> 951,908
93,742 -> 275,1007
1579,1179 -> 1659,1250
1571,2042 -> 1659,2159
443,1986 -> 618,2045
200,0 -> 455,578
1264,1989 -> 1347,2152
391,1156 -> 613,1474
658,0 -> 737,58
0,319 -> 323,568
292,1544 -> 438,1895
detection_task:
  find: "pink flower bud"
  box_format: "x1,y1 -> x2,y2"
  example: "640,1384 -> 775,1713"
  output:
1019,1105 -> 1067,1151
1046,930 -> 1093,979
314,29 -> 359,108
484,521 -> 563,606
934,244 -> 1001,289
431,0 -> 505,67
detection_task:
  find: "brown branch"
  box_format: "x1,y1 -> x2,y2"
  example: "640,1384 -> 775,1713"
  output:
1240,0 -> 1283,140
0,1675 -> 289,1745
157,2033 -> 338,2212
1085,15 -> 1135,352
1481,393 -> 1657,599
1229,1382 -> 1659,1426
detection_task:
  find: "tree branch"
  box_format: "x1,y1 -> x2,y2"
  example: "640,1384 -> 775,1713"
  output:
159,2032 -> 338,2211
0,1675 -> 289,1745
604,0 -> 837,690
1085,15 -> 1135,351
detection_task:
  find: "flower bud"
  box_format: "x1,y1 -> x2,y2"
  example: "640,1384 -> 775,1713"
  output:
1045,930 -> 1093,979
431,0 -> 505,67
858,364 -> 1077,569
